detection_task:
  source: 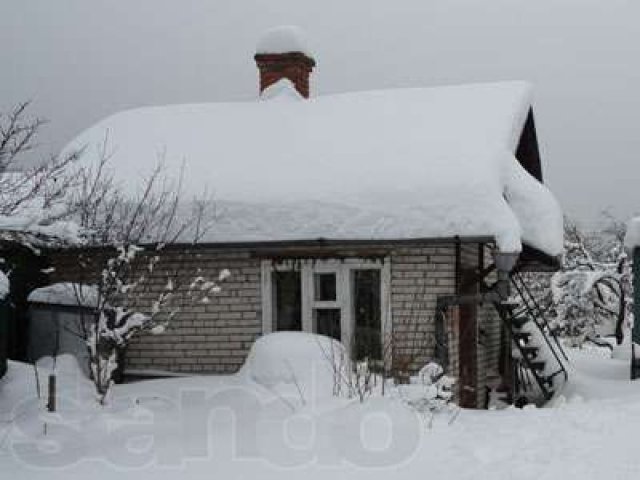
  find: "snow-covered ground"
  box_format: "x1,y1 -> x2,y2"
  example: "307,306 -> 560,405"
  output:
1,335 -> 640,480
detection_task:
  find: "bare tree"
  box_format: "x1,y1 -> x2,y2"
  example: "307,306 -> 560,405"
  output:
59,134 -> 224,403
70,247 -> 229,404
67,133 -> 216,246
0,102 -> 82,246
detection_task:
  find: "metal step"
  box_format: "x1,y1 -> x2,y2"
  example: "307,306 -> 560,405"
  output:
494,275 -> 570,406
513,331 -> 532,344
511,315 -> 530,329
520,345 -> 540,360
528,361 -> 546,372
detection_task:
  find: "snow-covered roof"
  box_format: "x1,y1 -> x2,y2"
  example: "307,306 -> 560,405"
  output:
28,283 -> 99,308
255,25 -> 313,57
0,202 -> 81,247
62,80 -> 563,256
0,173 -> 82,247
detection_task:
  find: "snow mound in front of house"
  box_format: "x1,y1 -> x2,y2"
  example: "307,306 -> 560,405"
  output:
62,81 -> 563,256
0,355 -> 95,423
241,331 -> 348,401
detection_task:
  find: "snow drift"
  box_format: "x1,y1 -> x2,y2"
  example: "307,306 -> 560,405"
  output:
241,331 -> 347,400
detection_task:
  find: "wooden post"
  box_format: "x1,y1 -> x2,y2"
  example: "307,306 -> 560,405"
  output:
632,248 -> 640,380
47,374 -> 56,412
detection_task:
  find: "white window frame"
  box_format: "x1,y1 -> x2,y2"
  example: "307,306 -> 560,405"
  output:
261,257 -> 391,355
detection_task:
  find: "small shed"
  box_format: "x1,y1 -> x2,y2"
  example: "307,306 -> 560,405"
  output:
27,283 -> 98,376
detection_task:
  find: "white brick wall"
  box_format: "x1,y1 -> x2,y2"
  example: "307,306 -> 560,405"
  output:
47,241 -> 503,409
389,245 -> 456,377
48,248 -> 262,374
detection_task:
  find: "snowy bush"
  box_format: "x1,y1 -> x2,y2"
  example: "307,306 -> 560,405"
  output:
29,133 -> 226,404
515,216 -> 632,349
394,362 -> 455,413
549,216 -> 631,347
77,248 -> 229,404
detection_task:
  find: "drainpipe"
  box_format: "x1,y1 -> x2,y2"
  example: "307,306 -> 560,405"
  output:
493,251 -> 520,300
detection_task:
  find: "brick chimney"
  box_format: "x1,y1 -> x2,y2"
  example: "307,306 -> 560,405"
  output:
254,26 -> 316,99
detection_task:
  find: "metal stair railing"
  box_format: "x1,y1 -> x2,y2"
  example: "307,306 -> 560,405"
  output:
494,302 -> 555,401
510,272 -> 569,364
509,272 -> 569,383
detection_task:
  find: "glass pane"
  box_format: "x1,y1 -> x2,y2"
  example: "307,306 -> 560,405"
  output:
314,308 -> 341,341
273,271 -> 301,331
314,273 -> 337,301
353,269 -> 382,361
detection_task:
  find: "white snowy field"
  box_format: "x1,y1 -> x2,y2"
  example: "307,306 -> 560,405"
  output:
1,336 -> 640,480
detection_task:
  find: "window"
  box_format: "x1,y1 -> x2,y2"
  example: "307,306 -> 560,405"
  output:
261,259 -> 390,359
314,308 -> 341,340
273,270 -> 301,331
353,269 -> 382,361
314,273 -> 336,301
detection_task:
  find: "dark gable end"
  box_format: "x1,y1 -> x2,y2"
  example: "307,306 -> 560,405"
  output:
514,108 -> 562,271
515,108 -> 543,182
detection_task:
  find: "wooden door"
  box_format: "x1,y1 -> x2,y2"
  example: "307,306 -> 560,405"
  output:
458,303 -> 478,408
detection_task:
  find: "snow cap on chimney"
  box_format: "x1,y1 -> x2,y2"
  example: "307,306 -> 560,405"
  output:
255,26 -> 316,99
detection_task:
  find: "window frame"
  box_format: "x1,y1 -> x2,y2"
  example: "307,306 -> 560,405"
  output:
261,258 -> 391,354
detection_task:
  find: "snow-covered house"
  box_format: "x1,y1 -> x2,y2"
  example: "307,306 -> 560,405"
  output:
44,27 -> 566,407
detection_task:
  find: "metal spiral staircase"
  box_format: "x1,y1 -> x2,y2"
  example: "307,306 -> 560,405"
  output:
494,272 -> 569,405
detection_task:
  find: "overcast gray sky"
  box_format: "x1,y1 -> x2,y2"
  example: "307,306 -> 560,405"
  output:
2,0 -> 639,227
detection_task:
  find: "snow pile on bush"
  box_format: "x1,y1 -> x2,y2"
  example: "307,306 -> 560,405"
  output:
241,332 -> 349,402
392,362 -> 455,412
